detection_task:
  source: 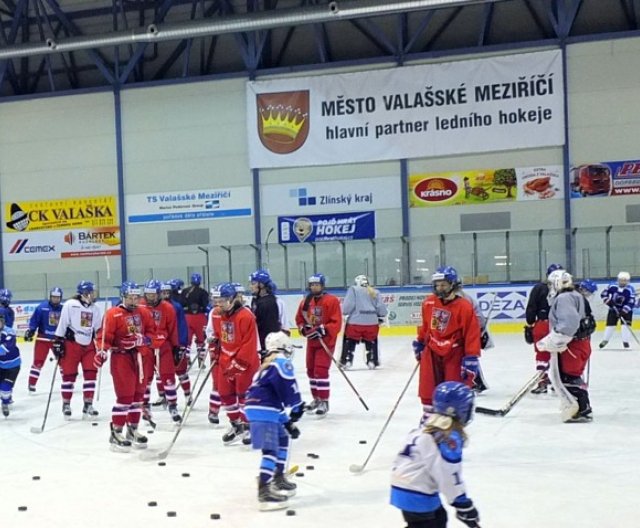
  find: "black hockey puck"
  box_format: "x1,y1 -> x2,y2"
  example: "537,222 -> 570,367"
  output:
32,476 -> 40,480
148,501 -> 157,507
92,422 -> 98,426
306,465 -> 315,470
18,506 -> 27,511
307,453 -> 319,459
158,462 -> 166,467
166,511 -> 177,517
181,473 -> 190,477
147,430 -> 154,434
359,440 -> 367,444
210,513 -> 221,520
295,472 -> 305,477
286,509 -> 296,516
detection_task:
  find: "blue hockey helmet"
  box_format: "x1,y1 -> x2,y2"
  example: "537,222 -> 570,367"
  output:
308,273 -> 326,287
432,266 -> 459,298
49,287 -> 63,305
120,281 -> 141,297
218,282 -> 245,300
433,381 -> 475,425
578,279 -> 597,295
144,279 -> 162,295
546,263 -> 564,276
0,288 -> 12,305
160,282 -> 172,292
76,281 -> 95,296
250,269 -> 272,285
170,278 -> 184,292
190,273 -> 202,286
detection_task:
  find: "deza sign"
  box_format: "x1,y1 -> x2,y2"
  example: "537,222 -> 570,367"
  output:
261,176 -> 400,216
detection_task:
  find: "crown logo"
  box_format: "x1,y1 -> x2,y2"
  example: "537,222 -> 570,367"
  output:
257,91 -> 310,155
260,105 -> 307,140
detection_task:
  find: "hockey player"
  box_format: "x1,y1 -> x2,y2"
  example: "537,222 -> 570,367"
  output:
95,282 -> 159,451
245,331 -> 305,511
53,281 -> 102,420
390,381 -> 480,528
24,287 -> 63,393
537,270 -> 595,422
413,267 -> 481,423
0,313 -> 20,417
216,283 -> 260,445
295,274 -> 342,416
340,274 -> 388,369
140,279 -> 182,424
205,285 -> 223,425
599,271 -> 636,349
0,288 -> 15,328
180,272 -> 209,359
524,263 -> 564,394
249,269 -> 282,352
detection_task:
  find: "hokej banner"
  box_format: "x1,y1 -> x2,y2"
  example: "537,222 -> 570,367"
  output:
247,50 -> 564,168
570,159 -> 640,198
409,165 -> 563,207
278,211 -> 375,243
4,196 -> 117,232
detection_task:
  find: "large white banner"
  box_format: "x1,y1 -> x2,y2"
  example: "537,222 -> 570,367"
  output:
126,186 -> 253,224
247,50 -> 564,168
261,176 -> 401,216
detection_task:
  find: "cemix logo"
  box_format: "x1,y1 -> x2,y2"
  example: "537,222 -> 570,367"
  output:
257,91 -> 310,154
413,178 -> 457,202
9,239 -> 56,254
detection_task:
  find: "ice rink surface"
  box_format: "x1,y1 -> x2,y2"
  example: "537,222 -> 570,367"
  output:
2,332 -> 638,528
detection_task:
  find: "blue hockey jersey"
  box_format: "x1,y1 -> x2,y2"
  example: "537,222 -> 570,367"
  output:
28,300 -> 63,339
0,327 -> 20,369
0,306 -> 15,329
600,283 -> 636,315
245,354 -> 302,424
169,298 -> 188,347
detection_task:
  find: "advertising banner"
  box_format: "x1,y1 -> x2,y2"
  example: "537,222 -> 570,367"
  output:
3,227 -> 121,261
4,196 -> 117,232
570,159 -> 640,198
126,186 -> 253,223
278,211 -> 375,243
261,176 -> 400,216
247,50 -> 564,168
409,165 -> 563,207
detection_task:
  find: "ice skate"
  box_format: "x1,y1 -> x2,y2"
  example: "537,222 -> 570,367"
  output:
598,340 -> 608,349
258,481 -> 289,511
126,425 -> 149,449
168,404 -> 182,424
565,407 -> 593,423
82,401 -> 99,419
304,399 -> 320,413
530,373 -> 551,395
2,403 -> 9,417
315,400 -> 329,417
28,385 -> 36,394
208,411 -> 220,425
241,423 -> 251,446
367,360 -> 376,370
623,342 -> 630,349
222,420 -> 243,445
62,402 -> 72,420
142,405 -> 156,429
272,473 -> 297,497
109,424 -> 132,453
151,395 -> 167,408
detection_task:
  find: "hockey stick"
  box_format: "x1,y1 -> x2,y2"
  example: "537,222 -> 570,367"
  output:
30,358 -> 60,434
317,337 -> 369,411
612,305 -> 640,347
349,362 -> 419,474
140,360 -> 216,461
182,354 -> 207,416
96,256 -> 111,403
475,370 -> 545,417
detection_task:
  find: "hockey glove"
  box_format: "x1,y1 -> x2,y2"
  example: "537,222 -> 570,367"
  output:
480,330 -> 490,349
172,346 -> 184,366
378,317 -> 385,325
52,338 -> 65,359
24,328 -> 35,342
524,325 -> 534,345
284,421 -> 301,439
94,349 -> 108,369
537,330 -> 572,353
453,499 -> 480,528
305,325 -> 326,340
412,340 -> 425,361
461,356 -> 480,382
289,403 -> 305,423
299,324 -> 313,337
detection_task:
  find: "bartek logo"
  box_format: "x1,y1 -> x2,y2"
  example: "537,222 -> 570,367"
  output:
9,239 -> 55,254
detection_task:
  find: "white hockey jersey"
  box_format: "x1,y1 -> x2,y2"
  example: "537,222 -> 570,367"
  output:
342,285 -> 387,326
390,427 -> 468,513
54,299 -> 102,346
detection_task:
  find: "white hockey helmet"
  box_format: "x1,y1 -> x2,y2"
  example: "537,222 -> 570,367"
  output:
265,331 -> 294,357
354,274 -> 369,287
548,269 -> 573,294
618,271 -> 631,283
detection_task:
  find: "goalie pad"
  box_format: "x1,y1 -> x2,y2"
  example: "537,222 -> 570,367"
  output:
548,352 -> 579,422
536,330 -> 572,353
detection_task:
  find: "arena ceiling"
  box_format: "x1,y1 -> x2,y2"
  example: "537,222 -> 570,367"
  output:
0,0 -> 638,98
